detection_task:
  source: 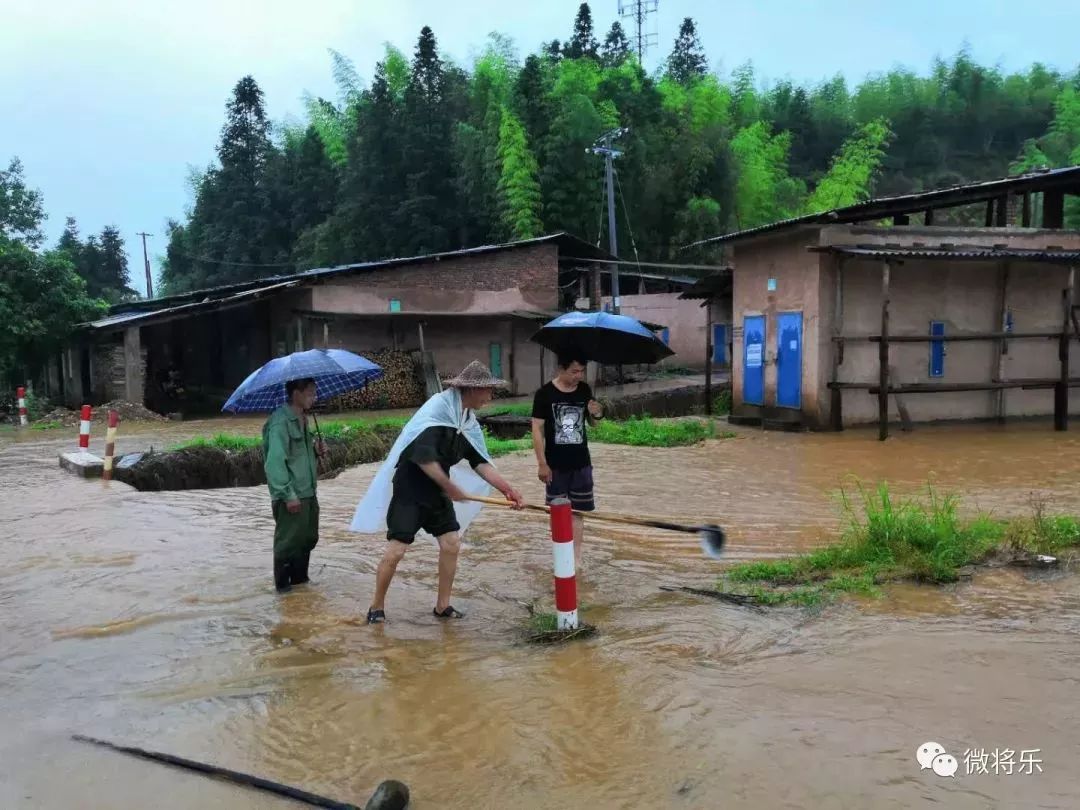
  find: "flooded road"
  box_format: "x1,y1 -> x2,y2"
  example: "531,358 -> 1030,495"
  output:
3,420 -> 1080,808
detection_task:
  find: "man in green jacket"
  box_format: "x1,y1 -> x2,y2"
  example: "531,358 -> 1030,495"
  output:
263,377 -> 325,593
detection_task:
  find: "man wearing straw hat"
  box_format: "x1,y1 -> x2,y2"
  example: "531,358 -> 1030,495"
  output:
350,360 -> 525,624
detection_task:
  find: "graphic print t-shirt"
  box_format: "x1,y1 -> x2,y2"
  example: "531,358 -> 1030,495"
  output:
532,381 -> 593,471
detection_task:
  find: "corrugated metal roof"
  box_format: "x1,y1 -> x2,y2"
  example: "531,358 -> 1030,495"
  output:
811,246 -> 1080,264
84,281 -> 299,331
679,271 -> 733,300
682,165 -> 1080,248
107,232 -> 612,318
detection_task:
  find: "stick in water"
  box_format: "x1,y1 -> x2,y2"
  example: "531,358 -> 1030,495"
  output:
71,735 -> 410,810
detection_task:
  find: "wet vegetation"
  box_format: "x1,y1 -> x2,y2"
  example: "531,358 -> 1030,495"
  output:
719,482 -> 1080,607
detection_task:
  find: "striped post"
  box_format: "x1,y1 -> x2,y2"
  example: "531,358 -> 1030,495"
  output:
102,410 -> 119,481
79,405 -> 92,449
550,497 -> 578,630
16,387 -> 28,427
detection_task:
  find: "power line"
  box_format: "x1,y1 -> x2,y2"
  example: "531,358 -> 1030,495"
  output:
617,0 -> 659,64
171,251 -> 300,269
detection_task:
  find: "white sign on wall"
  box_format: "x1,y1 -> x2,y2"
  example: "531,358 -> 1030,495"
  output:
746,344 -> 763,368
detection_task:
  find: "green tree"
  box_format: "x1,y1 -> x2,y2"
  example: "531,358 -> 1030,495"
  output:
496,109 -> 543,239
0,163 -> 105,387
729,121 -> 805,229
397,26 -> 458,255
566,3 -> 598,60
666,18 -> 708,85
804,118 -> 893,212
600,22 -> 630,68
0,158 -> 45,248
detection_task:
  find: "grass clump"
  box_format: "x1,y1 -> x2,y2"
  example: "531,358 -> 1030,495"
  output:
590,415 -> 719,447
719,481 -> 1080,608
172,434 -> 262,452
30,420 -> 63,431
479,403 -> 533,418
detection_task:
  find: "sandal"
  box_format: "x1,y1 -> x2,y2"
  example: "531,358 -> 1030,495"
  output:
433,605 -> 465,619
366,609 -> 385,624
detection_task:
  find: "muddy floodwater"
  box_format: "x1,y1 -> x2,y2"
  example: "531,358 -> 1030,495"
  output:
3,419 -> 1080,809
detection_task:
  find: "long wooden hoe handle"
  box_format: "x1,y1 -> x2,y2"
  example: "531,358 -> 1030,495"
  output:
465,494 -> 706,535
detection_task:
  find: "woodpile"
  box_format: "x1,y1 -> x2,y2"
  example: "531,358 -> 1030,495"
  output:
322,349 -> 425,412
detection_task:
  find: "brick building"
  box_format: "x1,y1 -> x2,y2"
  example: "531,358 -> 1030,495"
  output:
684,167 -> 1080,435
49,233 -> 668,414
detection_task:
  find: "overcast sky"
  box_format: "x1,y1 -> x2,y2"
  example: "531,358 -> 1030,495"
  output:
2,0 -> 1077,296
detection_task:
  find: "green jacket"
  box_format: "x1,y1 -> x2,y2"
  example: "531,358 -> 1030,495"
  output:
262,405 -> 318,503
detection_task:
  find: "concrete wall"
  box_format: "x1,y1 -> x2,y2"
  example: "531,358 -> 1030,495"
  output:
730,223 -> 1080,428
730,230 -> 825,424
590,292 -> 732,369
309,243 -> 559,316
831,258 -> 1080,424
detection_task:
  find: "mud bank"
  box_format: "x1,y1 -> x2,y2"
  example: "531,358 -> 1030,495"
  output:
114,426 -> 400,492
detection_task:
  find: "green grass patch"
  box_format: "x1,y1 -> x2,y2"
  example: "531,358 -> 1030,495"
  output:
713,389 -> 732,415
479,403 -> 533,418
590,415 -> 718,447
171,434 -> 262,452
29,421 -> 64,431
528,611 -> 559,634
719,481 -> 1080,607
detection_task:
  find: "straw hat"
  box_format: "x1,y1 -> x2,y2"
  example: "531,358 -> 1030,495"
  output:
444,360 -> 508,389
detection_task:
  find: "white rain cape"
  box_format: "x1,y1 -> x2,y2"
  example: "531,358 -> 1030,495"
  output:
349,387 -> 493,539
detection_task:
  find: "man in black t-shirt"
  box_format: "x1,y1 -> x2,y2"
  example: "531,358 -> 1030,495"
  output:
531,353 -> 603,571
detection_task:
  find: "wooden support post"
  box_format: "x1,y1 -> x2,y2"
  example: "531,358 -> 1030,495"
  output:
924,209 -> 934,226
590,264 -> 602,310
418,322 -> 426,353
984,200 -> 995,227
704,300 -> 713,416
1021,193 -> 1032,227
995,195 -> 1008,227
994,263 -> 1010,423
830,260 -> 845,431
1056,267 -> 1075,431
879,262 -> 891,441
1044,191 -> 1065,229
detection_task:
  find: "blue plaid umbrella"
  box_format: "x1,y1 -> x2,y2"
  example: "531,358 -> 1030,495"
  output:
221,349 -> 383,414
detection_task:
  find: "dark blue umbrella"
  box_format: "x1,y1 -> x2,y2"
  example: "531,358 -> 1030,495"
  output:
222,349 -> 383,414
530,310 -> 675,365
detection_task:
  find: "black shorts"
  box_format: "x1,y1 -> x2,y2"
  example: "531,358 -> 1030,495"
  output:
545,465 -> 595,512
386,491 -> 460,544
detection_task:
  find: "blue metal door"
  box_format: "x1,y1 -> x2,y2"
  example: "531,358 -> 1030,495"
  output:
713,324 -> 727,365
743,315 -> 765,405
776,311 -> 803,409
929,321 -> 945,377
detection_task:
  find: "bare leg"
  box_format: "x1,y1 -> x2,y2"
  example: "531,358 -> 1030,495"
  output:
573,514 -> 585,572
435,531 -> 462,613
370,541 -> 409,612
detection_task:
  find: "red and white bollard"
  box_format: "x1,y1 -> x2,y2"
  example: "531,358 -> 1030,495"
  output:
79,405 -> 92,449
102,410 -> 119,481
550,497 -> 578,630
16,387 -> 28,427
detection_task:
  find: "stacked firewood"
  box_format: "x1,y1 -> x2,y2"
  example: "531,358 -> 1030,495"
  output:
323,349 -> 425,411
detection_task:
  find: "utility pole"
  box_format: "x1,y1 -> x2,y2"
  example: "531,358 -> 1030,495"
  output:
136,232 -> 154,298
618,0 -> 659,64
587,127 -> 628,313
